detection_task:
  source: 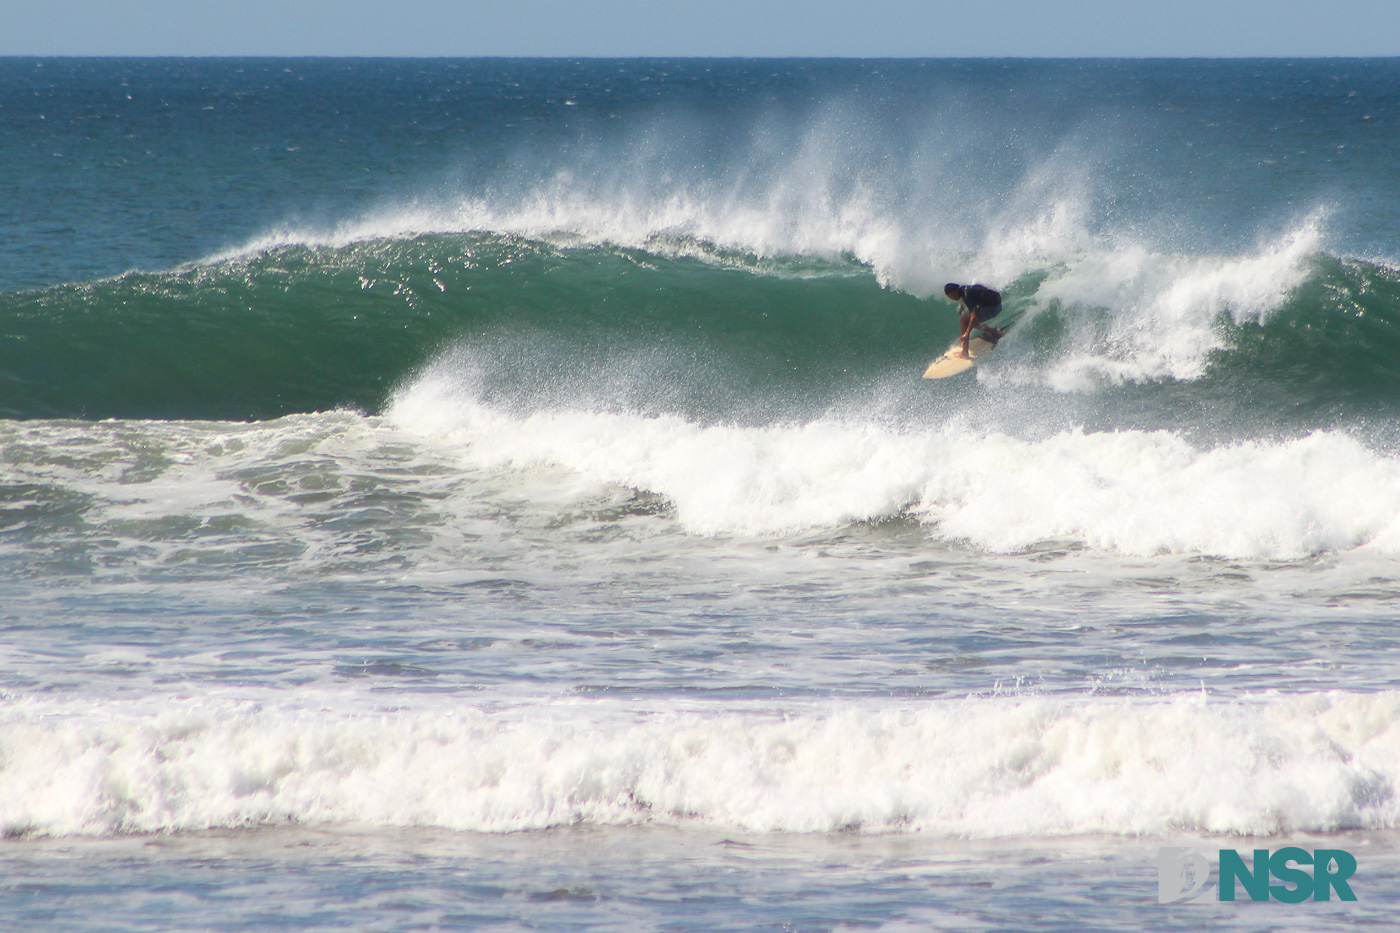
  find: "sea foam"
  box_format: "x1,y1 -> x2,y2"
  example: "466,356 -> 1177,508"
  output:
3,692 -> 1398,839
389,376 -> 1400,558
1018,219 -> 1322,388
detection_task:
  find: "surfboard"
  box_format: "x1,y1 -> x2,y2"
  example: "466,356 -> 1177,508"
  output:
922,332 -> 1001,379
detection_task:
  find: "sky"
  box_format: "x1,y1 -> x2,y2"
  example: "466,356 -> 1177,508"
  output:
3,0 -> 1399,58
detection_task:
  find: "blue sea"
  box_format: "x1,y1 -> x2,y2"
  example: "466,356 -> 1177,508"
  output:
5,57 -> 1400,930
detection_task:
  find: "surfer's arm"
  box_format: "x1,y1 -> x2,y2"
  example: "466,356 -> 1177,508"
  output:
957,311 -> 977,357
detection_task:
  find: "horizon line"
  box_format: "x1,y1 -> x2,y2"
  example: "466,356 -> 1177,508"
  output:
4,53 -> 1400,61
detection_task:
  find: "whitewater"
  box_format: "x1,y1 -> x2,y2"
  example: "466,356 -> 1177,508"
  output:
5,57 -> 1400,930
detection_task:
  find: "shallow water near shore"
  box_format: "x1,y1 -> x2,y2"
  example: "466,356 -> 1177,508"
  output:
7,826 -> 1400,931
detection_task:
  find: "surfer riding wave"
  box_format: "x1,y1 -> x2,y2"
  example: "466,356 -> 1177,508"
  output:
945,282 -> 1005,359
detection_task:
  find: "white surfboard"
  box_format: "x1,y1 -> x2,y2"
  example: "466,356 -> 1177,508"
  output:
922,333 -> 1000,379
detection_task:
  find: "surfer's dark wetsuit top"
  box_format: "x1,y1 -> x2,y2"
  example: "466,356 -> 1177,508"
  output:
961,284 -> 1002,321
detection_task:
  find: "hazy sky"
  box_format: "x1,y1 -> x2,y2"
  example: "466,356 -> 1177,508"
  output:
4,0 -> 1399,57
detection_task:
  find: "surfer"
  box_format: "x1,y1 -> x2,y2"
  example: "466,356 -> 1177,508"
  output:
945,283 -> 1005,359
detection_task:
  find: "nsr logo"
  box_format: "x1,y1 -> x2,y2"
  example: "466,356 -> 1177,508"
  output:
1159,847 -> 1358,904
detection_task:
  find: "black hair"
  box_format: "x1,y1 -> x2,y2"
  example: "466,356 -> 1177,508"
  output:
944,283 -> 962,296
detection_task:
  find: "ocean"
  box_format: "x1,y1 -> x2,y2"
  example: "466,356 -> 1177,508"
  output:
3,57 -> 1400,930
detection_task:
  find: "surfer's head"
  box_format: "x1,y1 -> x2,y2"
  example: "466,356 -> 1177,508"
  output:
944,283 -> 963,301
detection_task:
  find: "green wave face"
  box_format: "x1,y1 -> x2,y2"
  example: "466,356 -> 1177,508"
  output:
4,232 -> 1400,432
1216,255 -> 1400,421
0,234 -> 934,422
